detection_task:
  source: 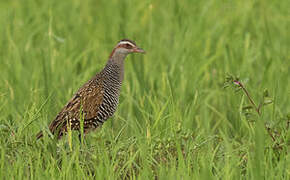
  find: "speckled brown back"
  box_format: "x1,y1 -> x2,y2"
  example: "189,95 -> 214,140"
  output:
48,74 -> 106,138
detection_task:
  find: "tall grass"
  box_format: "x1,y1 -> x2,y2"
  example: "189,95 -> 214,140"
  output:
0,0 -> 289,179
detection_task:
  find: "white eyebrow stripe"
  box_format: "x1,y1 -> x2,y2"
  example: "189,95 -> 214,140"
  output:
118,41 -> 135,47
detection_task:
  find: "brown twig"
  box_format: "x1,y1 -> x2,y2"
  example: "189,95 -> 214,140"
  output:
233,80 -> 279,145
233,80 -> 261,116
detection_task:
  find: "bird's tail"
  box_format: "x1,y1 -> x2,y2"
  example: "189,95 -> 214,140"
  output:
36,117 -> 66,140
36,131 -> 43,139
36,120 -> 61,140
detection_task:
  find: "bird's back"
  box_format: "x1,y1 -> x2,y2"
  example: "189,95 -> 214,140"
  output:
42,64 -> 122,139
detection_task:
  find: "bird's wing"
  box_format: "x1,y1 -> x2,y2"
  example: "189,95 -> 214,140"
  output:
48,75 -> 105,136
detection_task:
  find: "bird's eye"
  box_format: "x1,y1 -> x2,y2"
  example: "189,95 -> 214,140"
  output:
125,44 -> 133,49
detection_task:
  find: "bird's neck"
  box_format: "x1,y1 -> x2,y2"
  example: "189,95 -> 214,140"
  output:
108,52 -> 127,66
104,52 -> 127,82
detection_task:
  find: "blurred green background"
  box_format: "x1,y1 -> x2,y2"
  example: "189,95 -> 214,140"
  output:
0,0 -> 289,179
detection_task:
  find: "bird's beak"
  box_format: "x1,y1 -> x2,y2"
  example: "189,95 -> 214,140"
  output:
133,47 -> 146,54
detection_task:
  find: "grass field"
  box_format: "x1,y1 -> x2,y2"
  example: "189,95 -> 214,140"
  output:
0,0 -> 289,179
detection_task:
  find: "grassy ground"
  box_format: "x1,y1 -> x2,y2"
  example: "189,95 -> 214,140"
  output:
0,0 -> 289,179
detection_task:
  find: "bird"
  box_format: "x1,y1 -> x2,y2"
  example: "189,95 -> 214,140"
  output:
36,39 -> 145,140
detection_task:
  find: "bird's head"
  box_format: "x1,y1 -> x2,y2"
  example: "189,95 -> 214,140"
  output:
110,39 -> 145,58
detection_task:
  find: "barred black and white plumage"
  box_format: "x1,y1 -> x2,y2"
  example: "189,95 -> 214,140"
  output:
36,39 -> 145,140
